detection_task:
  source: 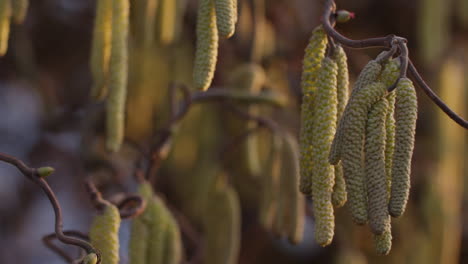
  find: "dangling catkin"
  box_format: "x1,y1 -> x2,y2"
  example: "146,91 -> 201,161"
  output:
106,0 -> 129,152
299,25 -> 327,195
0,0 -> 11,56
389,78 -> 417,217
365,98 -> 390,235
380,58 -> 400,184
163,210 -> 183,264
310,57 -> 338,246
373,218 -> 392,255
82,253 -> 98,264
11,0 -> 28,24
331,45 -> 349,208
214,0 -> 236,38
329,59 -> 382,165
89,202 -> 121,264
129,182 -> 153,264
340,82 -> 388,225
90,0 -> 112,100
158,0 -> 177,44
146,197 -> 168,264
193,0 -> 218,91
281,133 -> 305,244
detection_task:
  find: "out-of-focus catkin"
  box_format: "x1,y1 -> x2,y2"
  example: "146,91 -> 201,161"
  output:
340,82 -> 387,225
193,0 -> 218,91
163,210 -> 183,264
389,78 -> 417,217
0,0 -> 11,56
106,0 -> 129,152
129,182 -> 153,264
214,0 -> 237,38
89,203 -> 121,264
310,57 -> 338,246
365,98 -> 390,235
299,25 -> 327,195
11,0 -> 28,24
146,197 -> 168,264
331,45 -> 349,208
158,0 -> 177,44
90,0 -> 112,100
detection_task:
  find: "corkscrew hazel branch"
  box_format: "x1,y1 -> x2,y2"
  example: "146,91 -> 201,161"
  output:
43,230 -> 90,263
0,152 -> 100,263
322,0 -> 468,129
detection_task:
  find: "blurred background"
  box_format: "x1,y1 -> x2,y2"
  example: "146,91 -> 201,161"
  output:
0,0 -> 466,263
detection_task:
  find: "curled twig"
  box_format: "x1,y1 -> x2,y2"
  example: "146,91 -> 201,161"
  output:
43,230 -> 90,263
115,194 -> 146,219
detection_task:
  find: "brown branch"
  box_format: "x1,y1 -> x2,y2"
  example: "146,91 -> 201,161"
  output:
322,0 -> 468,129
0,153 -> 99,263
43,230 -> 90,263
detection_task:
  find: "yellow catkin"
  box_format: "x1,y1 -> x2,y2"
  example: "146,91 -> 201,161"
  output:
214,0 -> 236,38
82,253 -> 98,264
389,78 -> 418,217
329,59 -> 382,165
106,0 -> 129,152
380,58 -> 400,185
158,0 -> 177,44
299,25 -> 327,195
11,0 -> 27,24
0,0 -> 11,56
310,57 -> 338,246
89,203 -> 121,264
281,133 -> 305,244
163,210 -> 183,264
340,82 -> 388,225
146,196 -> 168,264
365,98 -> 390,235
129,216 -> 148,264
131,0 -> 159,48
373,218 -> 392,255
193,0 -> 218,91
205,181 -> 240,264
331,45 -> 349,208
259,135 -> 282,231
90,0 -> 112,100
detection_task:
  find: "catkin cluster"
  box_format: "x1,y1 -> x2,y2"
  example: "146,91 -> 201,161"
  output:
0,0 -> 29,56
299,26 -> 350,247
90,0 -> 130,152
129,182 -> 183,264
328,56 -> 418,254
193,0 -> 238,91
259,133 -> 305,245
299,26 -> 418,253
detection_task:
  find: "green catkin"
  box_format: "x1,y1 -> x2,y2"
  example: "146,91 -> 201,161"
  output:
214,0 -> 236,38
11,0 -> 27,24
0,0 -> 11,56
163,211 -> 183,264
158,0 -> 177,44
329,59 -> 383,165
193,0 -> 218,91
331,45 -> 349,208
389,78 -> 418,217
89,203 -> 121,264
299,25 -> 327,195
373,218 -> 392,255
205,181 -> 240,264
281,133 -> 305,244
310,57 -> 338,246
90,0 -> 112,100
365,98 -> 390,235
146,197 -> 168,264
106,0 -> 129,152
82,253 -> 98,264
340,82 -> 388,225
380,58 -> 400,184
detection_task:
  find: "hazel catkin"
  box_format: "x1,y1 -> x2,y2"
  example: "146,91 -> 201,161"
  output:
0,0 -> 11,56
11,0 -> 28,24
310,57 -> 338,246
389,77 -> 418,218
214,0 -> 237,38
365,98 -> 390,235
373,218 -> 392,255
340,81 -> 388,225
89,202 -> 121,264
299,25 -> 327,196
193,0 -> 219,91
